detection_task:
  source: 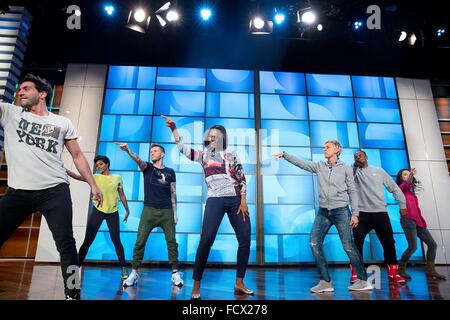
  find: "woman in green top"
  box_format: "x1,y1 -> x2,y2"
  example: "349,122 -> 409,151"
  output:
67,155 -> 130,279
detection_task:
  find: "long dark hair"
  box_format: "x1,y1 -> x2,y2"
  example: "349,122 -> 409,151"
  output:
204,125 -> 227,150
396,168 -> 420,193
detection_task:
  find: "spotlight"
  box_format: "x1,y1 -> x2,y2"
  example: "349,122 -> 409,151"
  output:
75,9 -> 81,16
437,28 -> 446,37
395,30 -> 419,46
126,8 -> 151,33
155,2 -> 171,27
398,31 -> 407,42
166,10 -> 179,22
317,23 -> 323,31
353,21 -> 363,30
200,8 -> 212,21
253,17 -> 265,29
134,9 -> 146,22
274,13 -> 285,25
299,10 -> 316,24
249,16 -> 273,34
104,5 -> 114,15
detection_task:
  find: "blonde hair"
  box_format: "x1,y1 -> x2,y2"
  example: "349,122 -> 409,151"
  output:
324,140 -> 342,157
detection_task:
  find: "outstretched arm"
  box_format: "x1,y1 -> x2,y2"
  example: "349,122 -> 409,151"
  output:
273,151 -> 319,173
162,115 -> 203,163
114,142 -> 148,171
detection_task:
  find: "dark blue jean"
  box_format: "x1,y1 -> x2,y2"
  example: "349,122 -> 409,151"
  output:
193,196 -> 251,281
310,206 -> 367,282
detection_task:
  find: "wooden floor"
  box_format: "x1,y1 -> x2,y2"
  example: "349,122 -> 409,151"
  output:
1,260 -> 450,300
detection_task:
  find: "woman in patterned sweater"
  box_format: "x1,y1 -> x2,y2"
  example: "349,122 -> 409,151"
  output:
162,115 -> 252,300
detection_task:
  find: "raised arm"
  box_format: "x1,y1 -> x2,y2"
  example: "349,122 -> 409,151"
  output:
114,142 -> 148,171
273,151 -> 319,173
161,115 -> 203,163
65,139 -> 103,207
66,168 -> 87,182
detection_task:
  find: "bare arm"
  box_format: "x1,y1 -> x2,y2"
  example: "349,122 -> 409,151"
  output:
114,142 -> 148,171
161,115 -> 202,163
170,182 -> 178,225
65,139 -> 103,207
66,168 -> 86,182
117,187 -> 130,222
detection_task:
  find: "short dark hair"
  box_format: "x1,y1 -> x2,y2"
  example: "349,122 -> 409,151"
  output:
354,150 -> 367,157
94,155 -> 110,168
21,74 -> 53,106
151,143 -> 165,153
204,125 -> 228,150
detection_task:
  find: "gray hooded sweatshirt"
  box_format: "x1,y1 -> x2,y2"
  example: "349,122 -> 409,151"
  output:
283,152 -> 359,216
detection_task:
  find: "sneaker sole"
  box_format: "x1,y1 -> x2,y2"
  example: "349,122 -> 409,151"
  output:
349,286 -> 373,291
172,281 -> 184,287
122,280 -> 137,287
310,288 -> 334,293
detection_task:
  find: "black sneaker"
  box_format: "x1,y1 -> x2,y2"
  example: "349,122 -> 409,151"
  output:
65,289 -> 80,300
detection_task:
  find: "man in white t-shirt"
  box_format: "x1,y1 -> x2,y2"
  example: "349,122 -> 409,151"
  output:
0,74 -> 103,300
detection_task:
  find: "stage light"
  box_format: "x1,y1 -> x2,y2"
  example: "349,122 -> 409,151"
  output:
274,13 -> 285,25
353,21 -> 363,30
301,10 -> 316,24
166,10 -> 179,22
317,24 -> 323,31
253,17 -> 265,29
104,5 -> 114,15
155,2 -> 171,27
409,33 -> 417,45
437,28 -> 446,37
75,9 -> 81,16
126,8 -> 151,33
398,31 -> 407,42
134,8 -> 146,22
396,30 -> 418,46
249,16 -> 273,34
200,8 -> 212,21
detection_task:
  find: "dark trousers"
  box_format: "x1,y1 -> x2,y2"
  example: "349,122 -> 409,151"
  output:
400,217 -> 437,263
0,183 -> 79,296
353,211 -> 398,265
193,196 -> 251,281
78,207 -> 126,267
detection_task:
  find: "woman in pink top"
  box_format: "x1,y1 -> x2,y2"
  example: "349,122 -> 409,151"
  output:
396,168 -> 446,280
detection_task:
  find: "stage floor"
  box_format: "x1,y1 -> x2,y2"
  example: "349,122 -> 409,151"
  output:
1,260 -> 449,300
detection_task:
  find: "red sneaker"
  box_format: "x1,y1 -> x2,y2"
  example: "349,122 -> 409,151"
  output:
387,264 -> 406,283
349,264 -> 357,284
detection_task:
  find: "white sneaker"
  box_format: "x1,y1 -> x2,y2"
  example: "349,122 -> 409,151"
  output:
348,279 -> 373,291
310,280 -> 334,293
171,271 -> 184,286
122,273 -> 138,287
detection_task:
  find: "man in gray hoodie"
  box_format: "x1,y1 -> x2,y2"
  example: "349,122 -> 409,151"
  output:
351,150 -> 407,284
274,140 -> 373,293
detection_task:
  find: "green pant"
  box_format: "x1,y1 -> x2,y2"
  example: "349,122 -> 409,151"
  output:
132,206 -> 178,270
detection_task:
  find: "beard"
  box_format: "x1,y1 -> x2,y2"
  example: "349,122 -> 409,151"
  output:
20,97 -> 39,110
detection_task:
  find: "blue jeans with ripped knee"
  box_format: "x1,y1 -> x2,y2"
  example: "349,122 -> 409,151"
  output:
310,206 -> 367,282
